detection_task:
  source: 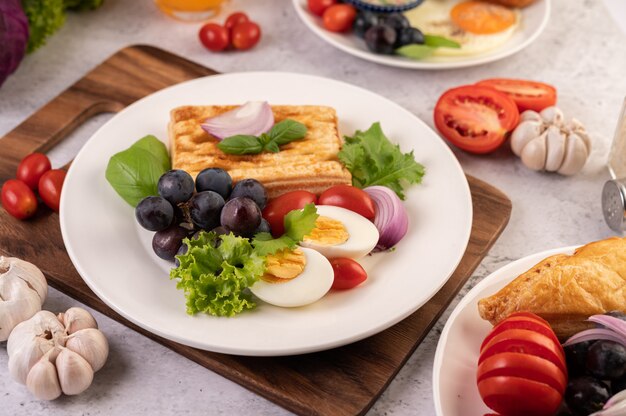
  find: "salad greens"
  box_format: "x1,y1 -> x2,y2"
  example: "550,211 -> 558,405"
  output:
252,203 -> 319,256
217,119 -> 307,155
338,122 -> 425,200
396,35 -> 461,60
105,135 -> 171,207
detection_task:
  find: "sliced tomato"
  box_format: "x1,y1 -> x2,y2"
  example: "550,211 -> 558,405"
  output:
479,329 -> 567,374
434,85 -> 519,154
480,316 -> 561,353
478,376 -> 563,416
476,79 -> 557,112
477,352 -> 567,394
506,311 -> 552,327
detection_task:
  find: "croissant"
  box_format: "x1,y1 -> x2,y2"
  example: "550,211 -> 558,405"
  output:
478,237 -> 626,339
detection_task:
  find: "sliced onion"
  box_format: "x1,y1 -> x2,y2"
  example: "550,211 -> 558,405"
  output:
364,186 -> 409,251
201,101 -> 274,140
563,328 -> 626,347
589,315 -> 626,338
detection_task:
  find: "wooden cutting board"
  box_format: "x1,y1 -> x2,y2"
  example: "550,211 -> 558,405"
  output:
0,45 -> 511,416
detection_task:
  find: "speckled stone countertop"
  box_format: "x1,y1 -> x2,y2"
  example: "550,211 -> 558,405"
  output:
1,0 -> 625,415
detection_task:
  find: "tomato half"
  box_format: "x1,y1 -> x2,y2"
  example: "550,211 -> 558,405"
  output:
322,4 -> 356,33
476,79 -> 557,112
478,376 -> 563,416
307,0 -> 337,16
1,179 -> 38,220
38,169 -> 66,212
480,316 -> 561,353
330,258 -> 367,290
16,153 -> 51,190
318,185 -> 375,221
263,191 -> 318,236
434,85 -> 519,154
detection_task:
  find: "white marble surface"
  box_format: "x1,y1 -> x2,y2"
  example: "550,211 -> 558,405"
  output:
1,0 -> 626,415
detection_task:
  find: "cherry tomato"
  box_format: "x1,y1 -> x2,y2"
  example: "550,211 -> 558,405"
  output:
478,376 -> 563,416
263,191 -> 318,237
1,179 -> 37,220
231,21 -> 261,50
16,152 -> 51,190
330,258 -> 367,290
199,23 -> 230,52
38,169 -> 66,212
434,85 -> 519,154
322,4 -> 356,33
307,0 -> 337,16
480,316 -> 561,352
318,185 -> 375,221
224,12 -> 249,32
476,79 -> 557,112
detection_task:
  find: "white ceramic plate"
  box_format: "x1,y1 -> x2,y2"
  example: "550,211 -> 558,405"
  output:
293,0 -> 551,70
60,72 -> 472,356
432,246 -> 577,415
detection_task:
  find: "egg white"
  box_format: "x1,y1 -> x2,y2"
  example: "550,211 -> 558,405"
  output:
249,247 -> 333,308
300,205 -> 379,259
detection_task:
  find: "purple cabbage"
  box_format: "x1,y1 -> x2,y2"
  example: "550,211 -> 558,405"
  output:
0,0 -> 29,87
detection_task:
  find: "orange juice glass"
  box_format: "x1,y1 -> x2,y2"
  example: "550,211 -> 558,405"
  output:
154,0 -> 225,22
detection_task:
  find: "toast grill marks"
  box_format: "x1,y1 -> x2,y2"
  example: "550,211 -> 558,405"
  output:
169,105 -> 352,197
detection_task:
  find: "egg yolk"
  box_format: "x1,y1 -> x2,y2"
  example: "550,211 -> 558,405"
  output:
261,248 -> 306,283
303,216 -> 349,246
450,1 -> 516,35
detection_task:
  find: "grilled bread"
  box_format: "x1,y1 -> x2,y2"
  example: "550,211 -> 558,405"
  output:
169,105 -> 352,198
478,237 -> 626,339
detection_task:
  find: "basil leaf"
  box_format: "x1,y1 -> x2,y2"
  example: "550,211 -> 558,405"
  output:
130,135 -> 171,171
395,44 -> 435,60
268,119 -> 307,145
218,135 -> 263,155
424,35 -> 461,49
264,141 -> 280,153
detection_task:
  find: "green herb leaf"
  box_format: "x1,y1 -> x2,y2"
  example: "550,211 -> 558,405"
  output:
284,203 -> 319,241
424,34 -> 461,49
217,135 -> 263,155
268,119 -> 308,145
251,233 -> 297,256
339,123 -> 425,200
396,44 -> 435,60
105,136 -> 171,207
264,141 -> 280,153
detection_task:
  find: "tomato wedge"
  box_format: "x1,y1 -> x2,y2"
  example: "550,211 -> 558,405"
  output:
476,79 -> 557,112
478,376 -> 563,416
434,85 -> 519,154
480,316 -> 561,353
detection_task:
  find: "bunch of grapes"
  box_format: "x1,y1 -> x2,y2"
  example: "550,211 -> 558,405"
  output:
135,167 -> 270,261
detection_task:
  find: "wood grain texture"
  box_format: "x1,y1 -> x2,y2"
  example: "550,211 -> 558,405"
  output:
0,45 -> 511,416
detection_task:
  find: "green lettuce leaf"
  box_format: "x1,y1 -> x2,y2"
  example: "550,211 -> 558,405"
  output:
251,233 -> 297,256
251,203 -> 319,256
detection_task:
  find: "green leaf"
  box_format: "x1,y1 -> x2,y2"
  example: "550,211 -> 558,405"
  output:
22,0 -> 66,53
284,203 -> 319,241
263,141 -> 280,153
252,233 -> 297,256
268,119 -> 308,145
130,135 -> 171,172
396,44 -> 435,60
424,34 -> 461,49
217,135 -> 263,155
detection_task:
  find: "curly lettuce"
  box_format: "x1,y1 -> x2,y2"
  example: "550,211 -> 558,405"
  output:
21,0 -> 65,52
170,231 -> 266,317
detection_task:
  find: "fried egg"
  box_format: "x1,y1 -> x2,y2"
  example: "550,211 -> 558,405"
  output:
300,205 -> 379,259
405,0 -> 520,57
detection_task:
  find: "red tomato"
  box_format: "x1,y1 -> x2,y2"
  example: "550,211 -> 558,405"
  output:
476,79 -> 557,112
318,185 -> 375,221
322,4 -> 356,33
199,23 -> 230,52
478,376 -> 563,416
38,169 -> 66,212
480,316 -> 561,353
307,0 -> 337,16
330,258 -> 367,290
16,153 -> 51,190
1,179 -> 38,220
433,85 -> 520,154
231,21 -> 261,50
224,12 -> 249,32
263,191 -> 318,237
507,311 -> 552,327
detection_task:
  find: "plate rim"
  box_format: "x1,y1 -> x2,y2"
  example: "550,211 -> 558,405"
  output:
292,0 -> 552,70
60,71 -> 473,356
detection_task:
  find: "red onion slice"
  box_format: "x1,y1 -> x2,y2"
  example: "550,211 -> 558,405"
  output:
563,328 -> 626,347
364,186 -> 409,251
201,101 -> 274,140
589,315 -> 626,338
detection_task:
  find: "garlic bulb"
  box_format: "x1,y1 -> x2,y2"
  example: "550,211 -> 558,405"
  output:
0,257 -> 47,341
510,106 -> 591,175
7,307 -> 109,400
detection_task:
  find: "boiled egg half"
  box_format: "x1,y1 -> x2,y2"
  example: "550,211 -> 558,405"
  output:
249,247 -> 333,308
300,205 -> 379,259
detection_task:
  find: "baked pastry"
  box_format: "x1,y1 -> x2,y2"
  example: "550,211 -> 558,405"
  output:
485,0 -> 537,8
169,105 -> 352,198
478,237 -> 626,339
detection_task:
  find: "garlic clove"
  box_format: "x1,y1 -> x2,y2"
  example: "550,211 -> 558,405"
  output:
58,307 -> 98,334
521,132 -> 548,171
56,348 -> 94,395
8,336 -> 55,384
66,328 -> 109,372
511,120 -> 544,156
25,358 -> 62,401
520,110 -> 542,123
545,126 -> 567,172
540,106 -> 564,125
558,134 -> 589,175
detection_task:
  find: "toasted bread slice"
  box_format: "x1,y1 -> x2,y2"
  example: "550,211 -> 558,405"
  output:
169,105 -> 352,197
